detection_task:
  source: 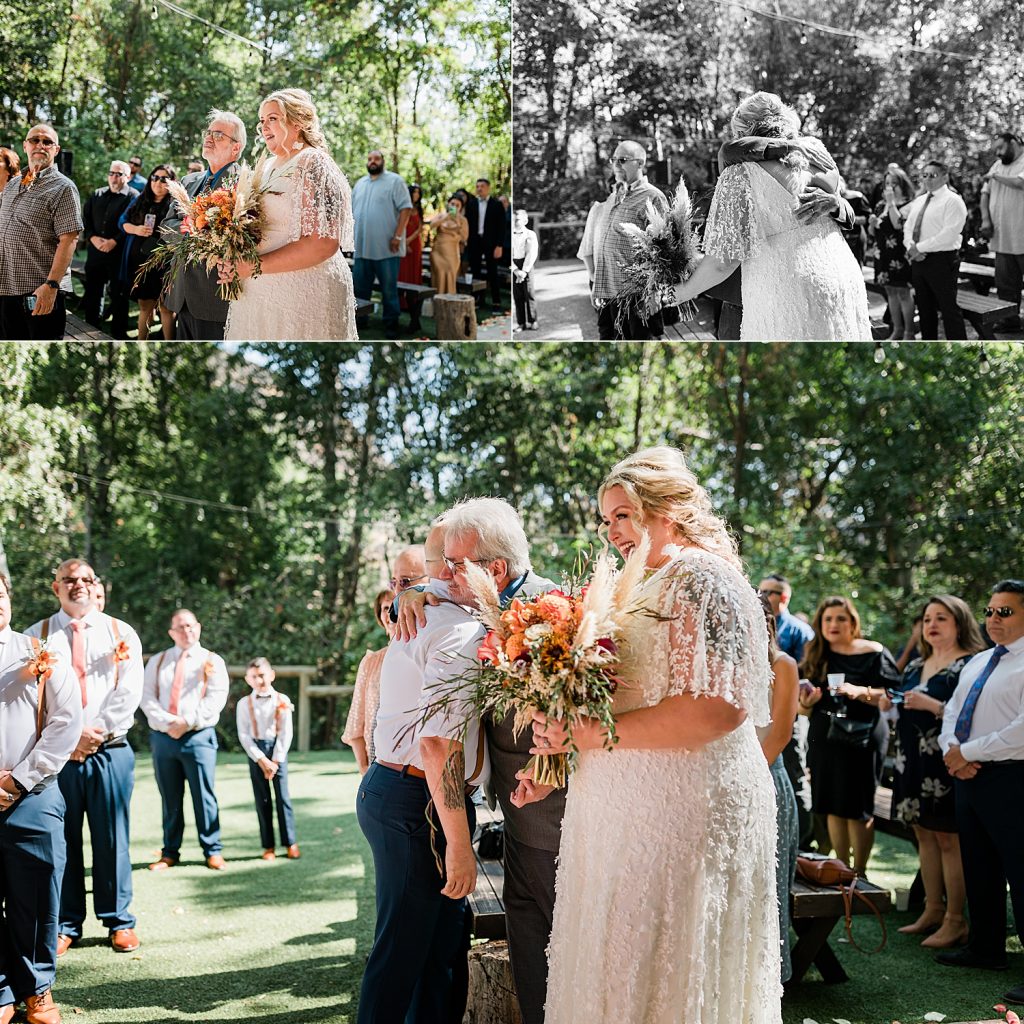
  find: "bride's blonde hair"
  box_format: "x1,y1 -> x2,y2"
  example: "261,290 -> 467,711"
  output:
598,446 -> 742,569
260,88 -> 327,150
730,91 -> 801,141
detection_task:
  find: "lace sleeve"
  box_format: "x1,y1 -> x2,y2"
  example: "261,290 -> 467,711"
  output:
341,649 -> 373,744
664,553 -> 771,726
702,163 -> 762,262
292,148 -> 354,249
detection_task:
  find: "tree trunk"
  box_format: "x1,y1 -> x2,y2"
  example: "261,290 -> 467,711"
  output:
434,295 -> 477,340
463,941 -> 522,1024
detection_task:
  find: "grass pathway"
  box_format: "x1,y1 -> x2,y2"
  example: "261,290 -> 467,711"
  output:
54,750 -> 1020,1023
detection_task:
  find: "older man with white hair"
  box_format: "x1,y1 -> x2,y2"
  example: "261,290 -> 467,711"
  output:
0,124 -> 82,340
163,109 -> 246,339
82,158 -> 138,338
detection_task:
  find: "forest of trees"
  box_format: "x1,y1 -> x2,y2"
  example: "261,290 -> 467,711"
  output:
515,0 -> 1024,250
1,0 -> 510,202
2,341 -> 1021,747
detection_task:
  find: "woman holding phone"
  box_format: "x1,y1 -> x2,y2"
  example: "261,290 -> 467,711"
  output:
429,194 -> 469,294
119,163 -> 176,339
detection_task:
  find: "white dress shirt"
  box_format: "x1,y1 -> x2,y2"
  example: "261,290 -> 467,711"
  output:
939,634 -> 1024,761
477,197 -> 488,237
142,643 -> 229,733
0,626 -> 83,790
902,184 -> 967,254
25,609 -> 144,739
372,593 -> 489,786
236,689 -> 293,763
512,228 -> 539,272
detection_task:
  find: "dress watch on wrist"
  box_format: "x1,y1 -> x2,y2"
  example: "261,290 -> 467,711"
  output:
44,279 -> 59,289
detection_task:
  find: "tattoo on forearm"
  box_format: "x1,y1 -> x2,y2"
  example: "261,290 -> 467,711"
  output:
441,748 -> 466,810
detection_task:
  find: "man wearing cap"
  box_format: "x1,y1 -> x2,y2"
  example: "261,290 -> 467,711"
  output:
981,132 -> 1024,332
24,559 -> 144,956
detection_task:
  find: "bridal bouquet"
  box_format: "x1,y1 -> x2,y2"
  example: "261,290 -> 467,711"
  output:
138,154 -> 276,301
421,537 -> 651,788
614,176 -> 700,335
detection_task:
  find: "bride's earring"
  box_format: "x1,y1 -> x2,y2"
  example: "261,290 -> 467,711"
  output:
292,137 -> 303,151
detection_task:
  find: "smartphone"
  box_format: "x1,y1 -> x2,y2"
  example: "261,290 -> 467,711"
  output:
144,213 -> 157,229
25,295 -> 36,312
884,688 -> 904,706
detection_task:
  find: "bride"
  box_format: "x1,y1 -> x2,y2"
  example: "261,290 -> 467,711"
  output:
530,446 -> 782,1023
220,88 -> 357,340
674,91 -> 870,340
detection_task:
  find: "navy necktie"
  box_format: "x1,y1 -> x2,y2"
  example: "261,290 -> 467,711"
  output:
953,645 -> 1009,743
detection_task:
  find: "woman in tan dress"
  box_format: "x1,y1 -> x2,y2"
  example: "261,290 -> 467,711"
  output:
429,194 -> 469,294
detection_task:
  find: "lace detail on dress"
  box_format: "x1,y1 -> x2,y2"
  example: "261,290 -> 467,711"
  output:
663,549 -> 772,727
703,163 -> 762,262
290,147 -> 355,249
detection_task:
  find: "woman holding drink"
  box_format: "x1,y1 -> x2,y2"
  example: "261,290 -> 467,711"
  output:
119,163 -> 177,339
429,194 -> 469,294
798,596 -> 901,875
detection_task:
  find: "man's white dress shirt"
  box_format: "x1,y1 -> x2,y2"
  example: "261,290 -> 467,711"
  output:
902,184 -> 967,254
142,643 -> 229,733
939,634 -> 1024,761
25,609 -> 144,740
236,689 -> 294,764
0,626 -> 82,790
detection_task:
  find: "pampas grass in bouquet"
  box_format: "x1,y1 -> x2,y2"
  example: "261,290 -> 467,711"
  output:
614,176 -> 700,336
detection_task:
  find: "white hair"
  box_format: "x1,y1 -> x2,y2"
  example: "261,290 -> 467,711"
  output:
442,497 -> 531,577
208,109 -> 247,154
110,160 -> 131,176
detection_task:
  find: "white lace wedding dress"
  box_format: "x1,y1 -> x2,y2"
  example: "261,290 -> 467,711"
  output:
225,147 -> 357,340
703,161 -> 871,340
545,547 -> 782,1024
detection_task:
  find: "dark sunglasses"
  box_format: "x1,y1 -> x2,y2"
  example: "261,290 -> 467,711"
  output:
984,607 -> 1016,619
151,174 -> 171,182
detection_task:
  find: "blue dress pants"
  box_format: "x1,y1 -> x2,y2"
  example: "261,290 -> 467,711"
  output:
0,784 -> 65,1006
150,728 -> 222,859
57,744 -> 136,936
356,762 -> 475,1024
352,257 -> 401,331
248,739 -> 296,848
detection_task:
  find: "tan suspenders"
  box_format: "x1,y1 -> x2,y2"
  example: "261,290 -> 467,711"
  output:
248,694 -> 287,741
43,615 -> 126,689
153,649 -> 211,704
28,636 -> 47,740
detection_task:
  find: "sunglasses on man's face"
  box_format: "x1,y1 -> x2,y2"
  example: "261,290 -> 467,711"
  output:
984,606 -> 1016,619
25,136 -> 57,147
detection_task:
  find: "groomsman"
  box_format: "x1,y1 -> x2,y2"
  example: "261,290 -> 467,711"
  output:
394,499 -> 562,1024
25,559 -> 144,956
142,609 -> 229,871
162,110 -> 245,339
0,572 -> 81,1024
938,580 -> 1024,1007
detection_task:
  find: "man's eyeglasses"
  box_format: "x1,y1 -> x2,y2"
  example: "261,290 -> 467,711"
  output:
984,607 -> 1016,619
26,137 -> 57,147
59,575 -> 99,587
204,130 -> 236,143
109,171 -> 126,177
389,574 -> 427,591
442,556 -> 492,573
758,588 -> 785,597
610,157 -> 640,166
151,175 -> 171,183
170,623 -> 199,632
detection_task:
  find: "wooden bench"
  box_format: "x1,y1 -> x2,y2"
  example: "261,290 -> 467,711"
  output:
469,844 -> 507,941
789,875 -> 892,984
64,311 -> 113,340
399,281 -> 437,332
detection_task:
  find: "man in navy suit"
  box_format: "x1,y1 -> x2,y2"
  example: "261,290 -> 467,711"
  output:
465,178 -> 506,311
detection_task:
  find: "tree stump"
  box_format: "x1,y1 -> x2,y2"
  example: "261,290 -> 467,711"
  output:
463,940 -> 522,1024
434,294 -> 477,340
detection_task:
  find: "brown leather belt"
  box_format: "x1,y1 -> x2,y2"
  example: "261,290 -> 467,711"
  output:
377,759 -> 426,779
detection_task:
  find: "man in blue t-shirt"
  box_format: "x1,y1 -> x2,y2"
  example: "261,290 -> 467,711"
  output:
351,150 -> 412,339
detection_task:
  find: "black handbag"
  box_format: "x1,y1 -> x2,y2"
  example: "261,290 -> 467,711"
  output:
476,821 -> 504,860
826,713 -> 874,749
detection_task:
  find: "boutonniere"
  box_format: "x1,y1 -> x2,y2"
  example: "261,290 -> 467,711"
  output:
113,640 -> 131,664
277,696 -> 293,713
28,647 -> 57,683
202,659 -> 216,682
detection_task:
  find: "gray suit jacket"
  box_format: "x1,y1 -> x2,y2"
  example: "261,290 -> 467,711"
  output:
485,570 -> 567,853
162,164 -> 239,322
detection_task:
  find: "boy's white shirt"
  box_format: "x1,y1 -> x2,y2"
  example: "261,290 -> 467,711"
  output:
236,686 -> 294,763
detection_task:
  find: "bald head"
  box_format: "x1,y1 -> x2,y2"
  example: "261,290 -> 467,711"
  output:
612,140 -> 646,185
52,558 -> 97,618
391,545 -> 426,592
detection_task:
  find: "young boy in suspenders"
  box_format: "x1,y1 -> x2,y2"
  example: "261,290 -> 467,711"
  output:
0,571 -> 82,1024
236,658 -> 299,860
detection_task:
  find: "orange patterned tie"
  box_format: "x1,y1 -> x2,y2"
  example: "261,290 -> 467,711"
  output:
168,650 -> 187,716
69,619 -> 88,706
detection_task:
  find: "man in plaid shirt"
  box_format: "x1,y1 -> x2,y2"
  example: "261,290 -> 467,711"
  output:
577,140 -> 669,340
0,124 -> 82,340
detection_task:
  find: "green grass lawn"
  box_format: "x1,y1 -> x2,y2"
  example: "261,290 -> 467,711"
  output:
55,751 -> 1020,1023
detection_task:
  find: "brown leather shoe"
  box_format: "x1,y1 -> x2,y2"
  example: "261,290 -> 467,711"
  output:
55,934 -> 74,957
286,844 -> 301,859
206,854 -> 226,870
261,849 -> 276,861
24,990 -> 62,1024
110,928 -> 141,953
148,855 -> 178,871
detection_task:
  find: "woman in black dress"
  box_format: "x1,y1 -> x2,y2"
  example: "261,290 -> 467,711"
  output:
119,163 -> 176,339
799,595 -> 900,876
868,166 -> 915,340
881,595 -> 984,947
